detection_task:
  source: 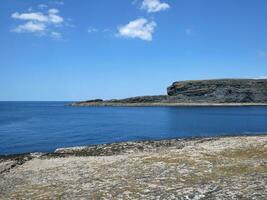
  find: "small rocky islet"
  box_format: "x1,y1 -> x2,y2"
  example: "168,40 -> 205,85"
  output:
71,79 -> 267,106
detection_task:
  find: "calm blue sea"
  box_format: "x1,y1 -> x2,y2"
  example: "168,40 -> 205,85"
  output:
0,102 -> 267,155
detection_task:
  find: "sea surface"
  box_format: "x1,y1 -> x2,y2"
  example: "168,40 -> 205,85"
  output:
0,102 -> 267,155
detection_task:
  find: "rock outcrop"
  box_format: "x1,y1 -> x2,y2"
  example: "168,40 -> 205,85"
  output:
71,79 -> 267,106
167,79 -> 267,103
1,136 -> 266,199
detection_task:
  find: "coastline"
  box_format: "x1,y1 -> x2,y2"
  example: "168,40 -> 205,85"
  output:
70,79 -> 267,107
70,102 -> 267,107
0,134 -> 266,158
1,135 -> 266,199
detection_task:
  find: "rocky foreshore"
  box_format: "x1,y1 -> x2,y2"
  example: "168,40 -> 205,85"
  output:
71,79 -> 267,106
0,135 -> 266,199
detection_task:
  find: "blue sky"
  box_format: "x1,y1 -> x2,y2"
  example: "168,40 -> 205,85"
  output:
1,0 -> 267,101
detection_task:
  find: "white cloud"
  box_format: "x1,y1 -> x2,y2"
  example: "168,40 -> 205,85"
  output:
51,1 -> 64,6
12,12 -> 48,22
254,76 -> 267,79
38,4 -> 48,9
11,9 -> 63,25
11,7 -> 65,37
12,21 -> 46,33
141,0 -> 170,13
87,27 -> 113,35
48,9 -> 63,24
117,18 -> 156,41
88,27 -> 98,33
51,31 -> 62,39
48,8 -> 59,14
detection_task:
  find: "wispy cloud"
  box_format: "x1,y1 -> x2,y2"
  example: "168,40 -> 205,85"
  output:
88,27 -> 98,33
38,4 -> 48,9
87,27 -> 114,36
258,50 -> 267,57
48,9 -> 64,24
12,12 -> 49,23
185,28 -> 192,35
51,31 -> 62,39
13,21 -> 46,33
117,18 -> 156,41
51,1 -> 64,6
254,76 -> 267,79
141,0 -> 170,13
11,6 -> 66,39
103,28 -> 112,33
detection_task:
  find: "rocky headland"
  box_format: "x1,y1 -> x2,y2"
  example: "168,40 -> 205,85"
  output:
0,136 -> 266,199
71,79 -> 267,106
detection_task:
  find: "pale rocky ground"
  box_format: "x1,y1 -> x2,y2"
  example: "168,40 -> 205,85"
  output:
0,136 -> 266,199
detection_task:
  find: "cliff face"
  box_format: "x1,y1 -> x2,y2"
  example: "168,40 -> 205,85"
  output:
167,79 -> 267,103
72,79 -> 267,106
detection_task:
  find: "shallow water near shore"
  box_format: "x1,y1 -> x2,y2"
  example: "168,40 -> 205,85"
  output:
0,101 -> 267,155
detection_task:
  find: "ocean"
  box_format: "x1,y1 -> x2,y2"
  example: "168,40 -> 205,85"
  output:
0,101 -> 267,155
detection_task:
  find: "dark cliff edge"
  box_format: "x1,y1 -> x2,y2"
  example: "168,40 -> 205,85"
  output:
71,79 -> 267,106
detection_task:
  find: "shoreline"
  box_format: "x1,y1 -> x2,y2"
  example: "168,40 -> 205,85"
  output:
1,134 -> 266,158
1,135 -> 266,199
70,102 -> 267,107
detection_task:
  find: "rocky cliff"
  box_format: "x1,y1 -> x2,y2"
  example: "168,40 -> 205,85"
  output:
167,79 -> 267,103
72,79 -> 267,106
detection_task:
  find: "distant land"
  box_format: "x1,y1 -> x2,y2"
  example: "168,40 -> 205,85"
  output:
71,79 -> 267,106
